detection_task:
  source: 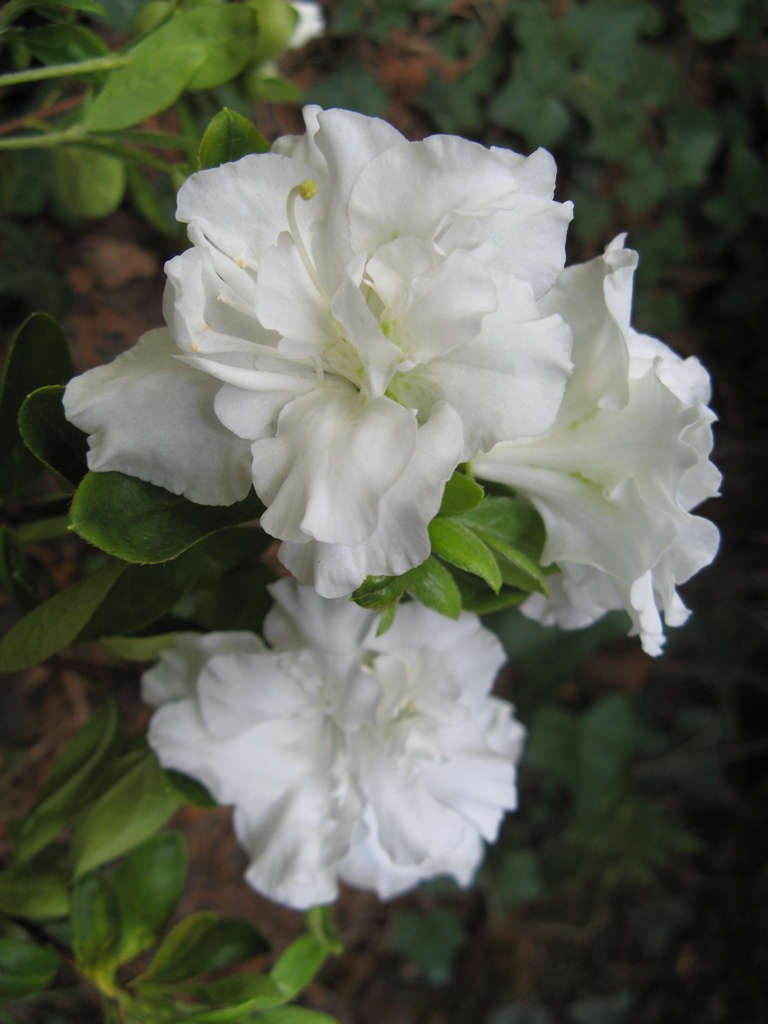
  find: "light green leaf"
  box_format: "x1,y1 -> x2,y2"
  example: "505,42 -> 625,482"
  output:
428,517 -> 501,592
437,471 -> 484,517
69,471 -> 264,564
198,107 -> 270,170
53,146 -> 126,219
271,934 -> 325,999
71,872 -> 119,976
72,751 -> 184,877
113,832 -> 187,965
0,312 -> 72,495
18,384 -> 88,486
0,560 -> 126,673
247,0 -> 298,63
404,557 -> 461,619
0,938 -> 59,1000
134,912 -> 270,986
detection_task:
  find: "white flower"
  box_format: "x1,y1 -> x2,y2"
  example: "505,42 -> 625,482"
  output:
64,105 -> 573,597
288,1 -> 324,49
143,579 -> 524,909
472,236 -> 720,656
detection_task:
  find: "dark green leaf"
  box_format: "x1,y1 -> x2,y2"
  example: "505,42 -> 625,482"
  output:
127,165 -> 178,236
72,751 -> 184,877
492,850 -> 542,909
0,524 -> 53,610
0,220 -> 68,317
53,146 -> 126,220
271,934 -> 326,999
163,769 -> 217,809
389,908 -> 465,986
135,912 -> 270,986
428,517 -> 501,592
71,872 -> 119,976
461,497 -> 549,594
198,108 -> 270,170
15,700 -> 120,863
18,384 -> 88,486
69,471 -> 263,563
0,312 -> 72,495
437,471 -> 484,517
259,1010 -> 341,1024
0,938 -> 59,1000
0,870 -> 69,919
113,832 -> 187,964
404,557 -> 461,619
680,0 -> 746,41
351,573 -> 409,612
24,23 -> 109,64
173,974 -> 285,1021
0,560 -> 126,673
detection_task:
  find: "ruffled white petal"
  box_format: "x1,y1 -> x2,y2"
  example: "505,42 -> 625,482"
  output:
63,328 -> 252,505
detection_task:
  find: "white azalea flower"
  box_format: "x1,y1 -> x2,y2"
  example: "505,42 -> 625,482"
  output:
143,579 -> 524,909
64,105 -> 573,596
288,1 -> 324,49
472,237 -> 720,656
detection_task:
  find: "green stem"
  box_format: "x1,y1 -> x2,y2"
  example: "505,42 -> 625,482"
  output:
0,53 -> 130,88
0,125 -> 86,150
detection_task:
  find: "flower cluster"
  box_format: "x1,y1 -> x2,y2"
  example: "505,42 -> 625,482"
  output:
144,581 -> 523,908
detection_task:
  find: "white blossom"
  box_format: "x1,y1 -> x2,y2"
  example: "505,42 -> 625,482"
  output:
288,2 -> 324,49
142,580 -> 524,909
472,236 -> 720,656
64,106 -> 573,597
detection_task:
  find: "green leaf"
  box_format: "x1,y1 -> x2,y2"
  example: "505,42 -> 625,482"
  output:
389,908 -> 465,986
69,471 -> 263,563
135,912 -> 270,986
306,905 -> 342,955
271,934 -> 326,999
173,975 -> 285,1021
100,632 -> 179,661
71,871 -> 119,976
84,5 -> 254,132
680,0 -> 746,41
437,471 -> 484,517
428,517 -> 501,592
247,0 -> 298,63
351,573 -> 409,612
404,556 -> 461,619
0,312 -> 72,495
198,107 -> 270,170
24,23 -> 109,65
0,560 -> 126,673
492,849 -> 543,909
18,384 -> 88,486
259,1010 -> 341,1024
0,870 -> 69,919
15,700 -> 120,863
0,938 -> 59,1000
72,751 -> 184,877
113,832 -> 187,964
53,146 -> 126,220
461,497 -> 549,595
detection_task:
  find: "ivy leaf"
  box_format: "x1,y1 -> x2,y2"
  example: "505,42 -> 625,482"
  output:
0,560 -> 126,673
69,471 -> 263,564
72,751 -> 184,877
18,384 -> 88,487
198,108 -> 270,170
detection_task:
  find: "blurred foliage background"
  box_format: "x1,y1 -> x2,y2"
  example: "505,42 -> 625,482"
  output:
1,0 -> 766,1022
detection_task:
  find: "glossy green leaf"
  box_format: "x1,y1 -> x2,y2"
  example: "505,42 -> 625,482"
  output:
15,700 -> 120,863
271,934 -> 325,999
72,751 -> 184,878
113,832 -> 187,964
0,870 -> 69,919
53,146 -> 126,220
437,471 -> 484,517
69,471 -> 263,564
135,911 -> 270,986
18,384 -> 88,486
198,107 -> 270,170
71,872 -> 119,975
0,560 -> 126,673
404,556 -> 461,619
351,573 -> 409,611
428,517 -> 501,593
460,497 -> 548,594
0,938 -> 59,1000
0,312 -> 72,495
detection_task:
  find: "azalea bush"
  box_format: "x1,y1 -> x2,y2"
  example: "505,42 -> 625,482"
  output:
0,1 -> 750,1022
